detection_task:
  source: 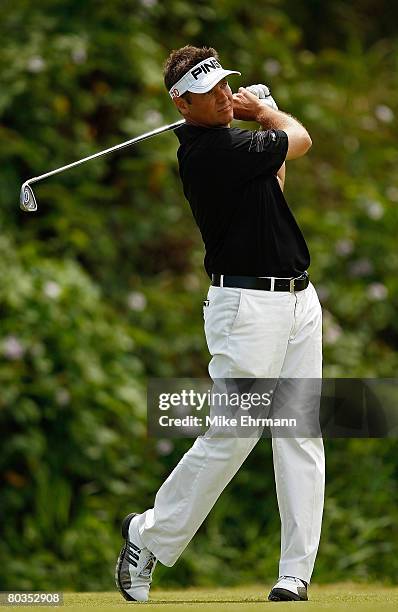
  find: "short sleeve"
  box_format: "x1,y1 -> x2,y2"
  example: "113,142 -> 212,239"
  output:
219,127 -> 288,186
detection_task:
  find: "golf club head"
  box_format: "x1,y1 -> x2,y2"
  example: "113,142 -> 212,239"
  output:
20,183 -> 37,212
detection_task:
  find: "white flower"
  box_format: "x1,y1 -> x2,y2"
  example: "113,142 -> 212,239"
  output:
366,200 -> 384,220
335,239 -> 354,256
27,56 -> 45,73
144,110 -> 162,126
127,291 -> 147,311
323,311 -> 342,345
367,283 -> 388,301
156,439 -> 174,455
264,59 -> 281,76
324,325 -> 342,344
374,105 -> 394,123
349,258 -> 373,277
3,336 -> 25,360
44,281 -> 61,299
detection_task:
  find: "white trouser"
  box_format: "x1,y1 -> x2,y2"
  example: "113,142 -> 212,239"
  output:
137,281 -> 324,584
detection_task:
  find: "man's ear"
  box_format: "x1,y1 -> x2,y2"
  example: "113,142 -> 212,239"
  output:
174,97 -> 190,117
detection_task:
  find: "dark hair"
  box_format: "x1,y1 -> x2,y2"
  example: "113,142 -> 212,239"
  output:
163,45 -> 219,92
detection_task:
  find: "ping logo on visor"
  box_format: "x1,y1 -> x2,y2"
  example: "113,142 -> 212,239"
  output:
191,58 -> 221,79
169,56 -> 241,99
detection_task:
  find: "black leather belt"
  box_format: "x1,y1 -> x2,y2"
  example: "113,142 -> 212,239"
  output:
211,272 -> 309,292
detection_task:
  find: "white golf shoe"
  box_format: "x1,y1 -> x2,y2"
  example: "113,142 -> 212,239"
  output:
115,512 -> 157,602
268,575 -> 308,601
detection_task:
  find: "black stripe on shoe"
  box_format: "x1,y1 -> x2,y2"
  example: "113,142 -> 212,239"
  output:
268,586 -> 308,602
115,513 -> 139,602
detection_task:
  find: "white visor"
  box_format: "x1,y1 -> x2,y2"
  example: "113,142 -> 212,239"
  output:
169,56 -> 241,99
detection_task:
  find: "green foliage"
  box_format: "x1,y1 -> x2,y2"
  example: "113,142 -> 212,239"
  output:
0,233 -> 164,589
0,0 -> 398,592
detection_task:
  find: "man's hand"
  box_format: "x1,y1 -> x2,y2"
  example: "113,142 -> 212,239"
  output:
232,87 -> 268,122
245,84 -> 278,110
233,87 -> 312,159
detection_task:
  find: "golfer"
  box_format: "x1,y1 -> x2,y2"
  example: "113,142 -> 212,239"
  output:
116,45 -> 324,603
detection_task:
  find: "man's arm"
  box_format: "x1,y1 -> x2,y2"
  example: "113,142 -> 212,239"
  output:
276,162 -> 285,191
233,87 -> 312,160
256,106 -> 311,160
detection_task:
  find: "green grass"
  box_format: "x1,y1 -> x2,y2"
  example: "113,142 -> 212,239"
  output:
3,584 -> 398,611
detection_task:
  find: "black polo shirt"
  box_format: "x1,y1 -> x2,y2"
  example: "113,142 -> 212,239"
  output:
175,123 -> 310,279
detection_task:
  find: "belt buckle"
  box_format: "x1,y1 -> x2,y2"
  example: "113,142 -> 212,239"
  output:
289,278 -> 295,293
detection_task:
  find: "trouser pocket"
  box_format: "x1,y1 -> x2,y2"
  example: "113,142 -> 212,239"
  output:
204,287 -> 245,354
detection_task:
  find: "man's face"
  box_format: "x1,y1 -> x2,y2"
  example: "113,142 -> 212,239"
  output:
175,78 -> 234,127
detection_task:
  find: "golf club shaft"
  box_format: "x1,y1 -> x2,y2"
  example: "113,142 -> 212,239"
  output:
26,119 -> 185,187
20,119 -> 185,211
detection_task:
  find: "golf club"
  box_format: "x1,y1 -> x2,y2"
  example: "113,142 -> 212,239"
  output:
19,119 -> 185,212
